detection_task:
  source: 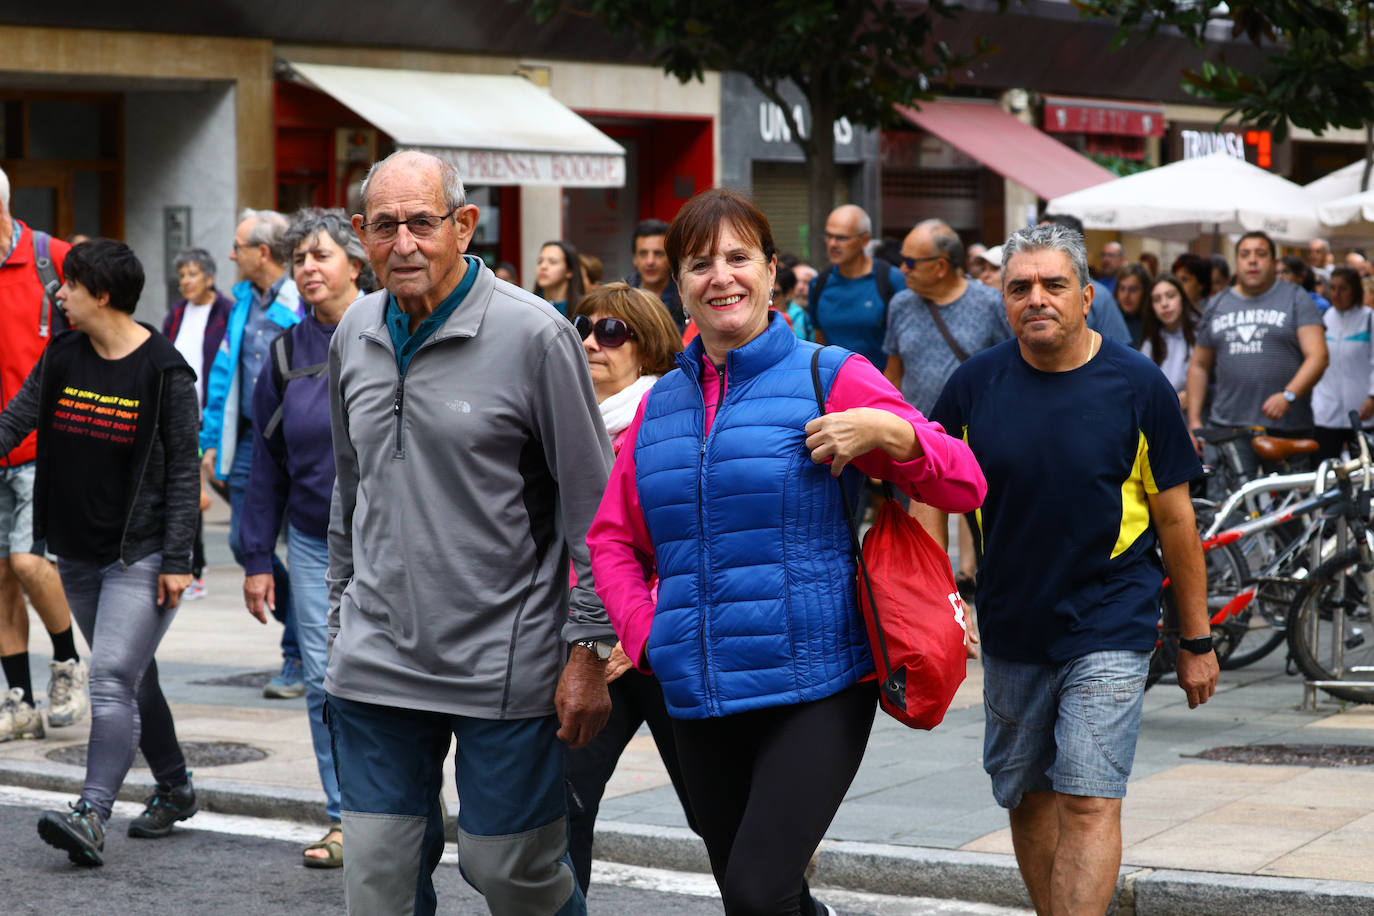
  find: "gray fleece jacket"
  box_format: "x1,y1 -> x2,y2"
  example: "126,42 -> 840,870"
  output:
325,261 -> 615,719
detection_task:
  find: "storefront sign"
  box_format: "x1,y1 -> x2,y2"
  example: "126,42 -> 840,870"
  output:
758,101 -> 853,147
1044,98 -> 1165,137
415,148 -> 625,188
1172,125 -> 1277,170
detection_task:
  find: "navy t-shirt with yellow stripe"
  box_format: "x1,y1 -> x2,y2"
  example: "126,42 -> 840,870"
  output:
930,336 -> 1202,664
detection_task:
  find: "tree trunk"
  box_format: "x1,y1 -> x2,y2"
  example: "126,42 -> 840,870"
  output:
807,92 -> 839,268
1362,121 -> 1372,193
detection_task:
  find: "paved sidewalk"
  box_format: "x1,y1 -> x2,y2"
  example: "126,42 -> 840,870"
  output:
5,499 -> 1374,912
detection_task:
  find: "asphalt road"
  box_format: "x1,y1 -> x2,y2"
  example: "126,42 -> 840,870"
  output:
0,786 -> 1027,915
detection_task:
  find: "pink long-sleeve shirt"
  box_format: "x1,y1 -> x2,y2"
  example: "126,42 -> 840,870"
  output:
588,351 -> 987,670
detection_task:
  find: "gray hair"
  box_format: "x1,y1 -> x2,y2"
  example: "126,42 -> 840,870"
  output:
239,208 -> 289,263
283,207 -> 377,293
172,247 -> 217,278
918,218 -> 964,271
359,150 -> 466,216
1002,223 -> 1090,289
0,166 -> 9,215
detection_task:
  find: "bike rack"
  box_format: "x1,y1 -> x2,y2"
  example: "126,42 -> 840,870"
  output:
1303,679 -> 1374,710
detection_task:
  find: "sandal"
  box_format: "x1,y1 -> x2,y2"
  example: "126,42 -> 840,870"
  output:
303,823 -> 343,869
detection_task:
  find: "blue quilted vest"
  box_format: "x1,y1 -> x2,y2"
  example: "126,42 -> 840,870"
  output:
635,315 -> 874,719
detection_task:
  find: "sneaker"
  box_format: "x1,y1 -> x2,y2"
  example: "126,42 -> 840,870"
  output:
47,658 -> 89,727
128,776 -> 198,838
181,579 -> 208,601
0,686 -> 44,742
37,799 -> 104,866
811,900 -> 837,916
263,657 -> 305,699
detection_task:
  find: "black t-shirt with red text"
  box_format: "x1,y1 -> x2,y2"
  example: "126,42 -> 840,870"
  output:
47,336 -> 151,562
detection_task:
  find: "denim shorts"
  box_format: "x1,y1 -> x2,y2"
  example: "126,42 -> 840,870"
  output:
982,649 -> 1150,809
0,462 -> 39,557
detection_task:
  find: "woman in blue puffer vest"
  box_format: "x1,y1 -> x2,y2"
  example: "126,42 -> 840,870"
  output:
588,188 -> 987,915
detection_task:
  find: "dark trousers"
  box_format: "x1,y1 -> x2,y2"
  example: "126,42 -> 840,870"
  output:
671,680 -> 877,916
564,669 -> 698,891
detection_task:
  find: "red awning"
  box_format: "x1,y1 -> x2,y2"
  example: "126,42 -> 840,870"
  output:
895,100 -> 1117,201
1042,95 -> 1166,138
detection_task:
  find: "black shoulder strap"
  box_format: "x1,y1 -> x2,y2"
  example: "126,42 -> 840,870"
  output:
873,258 -> 895,306
810,268 -> 831,322
31,230 -> 62,338
809,346 -> 898,693
262,331 -> 326,440
923,299 -> 971,363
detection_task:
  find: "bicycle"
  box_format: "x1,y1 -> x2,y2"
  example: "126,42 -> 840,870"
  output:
1284,417 -> 1374,704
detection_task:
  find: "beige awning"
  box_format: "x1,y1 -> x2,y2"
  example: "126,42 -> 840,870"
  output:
286,61 -> 625,187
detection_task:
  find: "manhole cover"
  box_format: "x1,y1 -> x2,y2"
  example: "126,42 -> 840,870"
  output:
189,670 -> 278,688
46,740 -> 267,769
1188,744 -> 1374,767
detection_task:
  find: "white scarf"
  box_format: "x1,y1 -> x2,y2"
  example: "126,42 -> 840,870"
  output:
599,374 -> 659,438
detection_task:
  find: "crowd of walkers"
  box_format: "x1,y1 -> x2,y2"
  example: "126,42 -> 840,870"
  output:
0,143 -> 1371,915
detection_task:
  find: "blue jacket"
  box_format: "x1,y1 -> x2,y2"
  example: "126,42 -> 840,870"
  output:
634,318 -> 873,719
200,278 -> 301,477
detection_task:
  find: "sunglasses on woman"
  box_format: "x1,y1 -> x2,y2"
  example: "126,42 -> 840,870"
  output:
573,315 -> 636,349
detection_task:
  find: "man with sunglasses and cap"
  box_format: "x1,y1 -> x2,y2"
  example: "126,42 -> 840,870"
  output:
328,150 -> 614,915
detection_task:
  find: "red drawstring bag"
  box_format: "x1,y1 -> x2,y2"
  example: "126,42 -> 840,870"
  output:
811,349 -> 969,729
855,494 -> 969,729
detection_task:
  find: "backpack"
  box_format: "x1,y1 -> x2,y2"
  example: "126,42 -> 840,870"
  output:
32,230 -> 66,337
810,257 -> 898,321
261,330 -> 327,440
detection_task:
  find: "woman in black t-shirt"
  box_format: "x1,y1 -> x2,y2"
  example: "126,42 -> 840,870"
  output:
0,239 -> 201,868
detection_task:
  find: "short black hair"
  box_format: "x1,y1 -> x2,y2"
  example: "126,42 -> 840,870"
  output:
774,265 -> 796,296
632,219 -> 670,251
1237,230 -> 1277,260
1040,212 -> 1085,235
63,238 -> 145,314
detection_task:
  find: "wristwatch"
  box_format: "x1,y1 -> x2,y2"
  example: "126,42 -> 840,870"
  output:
573,638 -> 614,661
1178,635 -> 1215,655
1282,389 -> 1296,404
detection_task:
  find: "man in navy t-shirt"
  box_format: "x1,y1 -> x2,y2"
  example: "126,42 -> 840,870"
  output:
928,224 -> 1218,916
808,204 -> 903,367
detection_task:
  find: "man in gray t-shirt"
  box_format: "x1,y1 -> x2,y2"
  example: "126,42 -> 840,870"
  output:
1187,232 -> 1327,445
883,220 -> 1011,415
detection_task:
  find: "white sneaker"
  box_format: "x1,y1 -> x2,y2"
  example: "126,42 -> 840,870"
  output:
0,686 -> 44,741
47,659 -> 89,728
181,579 -> 208,602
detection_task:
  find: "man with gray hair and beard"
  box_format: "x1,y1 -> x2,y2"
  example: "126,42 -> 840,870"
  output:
928,223 -> 1218,915
327,150 -> 614,915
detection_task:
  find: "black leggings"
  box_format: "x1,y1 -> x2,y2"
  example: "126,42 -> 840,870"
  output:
564,669 -> 698,891
671,680 -> 877,916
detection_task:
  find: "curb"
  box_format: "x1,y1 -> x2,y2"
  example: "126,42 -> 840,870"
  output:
7,759 -> 1374,915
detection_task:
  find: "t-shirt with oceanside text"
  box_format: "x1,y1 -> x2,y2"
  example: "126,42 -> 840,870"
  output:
930,336 -> 1202,664
882,281 -> 1010,416
47,337 -> 151,562
1196,280 -> 1323,430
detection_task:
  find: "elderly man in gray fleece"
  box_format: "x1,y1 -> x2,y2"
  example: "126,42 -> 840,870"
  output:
326,150 -> 615,916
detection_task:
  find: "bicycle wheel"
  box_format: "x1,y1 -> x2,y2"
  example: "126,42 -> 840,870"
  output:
1146,585 -> 1180,691
1219,579 -> 1290,669
1286,549 -> 1374,704
1202,541 -> 1253,667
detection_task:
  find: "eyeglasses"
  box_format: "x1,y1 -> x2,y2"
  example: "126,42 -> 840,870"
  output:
573,315 -> 636,349
901,255 -> 946,270
358,207 -> 458,241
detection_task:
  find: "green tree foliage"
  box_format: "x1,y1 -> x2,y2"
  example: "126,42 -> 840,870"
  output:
518,0 -> 995,262
1075,0 -> 1374,187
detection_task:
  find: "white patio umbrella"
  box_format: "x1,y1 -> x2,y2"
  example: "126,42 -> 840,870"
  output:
1305,157 -> 1374,203
1317,189 -> 1374,239
1045,151 -> 1321,245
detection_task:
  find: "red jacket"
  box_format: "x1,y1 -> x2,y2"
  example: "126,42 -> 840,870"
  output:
0,220 -> 70,466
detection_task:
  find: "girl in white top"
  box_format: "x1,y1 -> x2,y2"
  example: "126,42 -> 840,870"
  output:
1139,275 -> 1197,411
1311,266 -> 1374,459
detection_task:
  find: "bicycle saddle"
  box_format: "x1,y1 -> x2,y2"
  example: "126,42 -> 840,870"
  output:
1250,436 -> 1320,462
